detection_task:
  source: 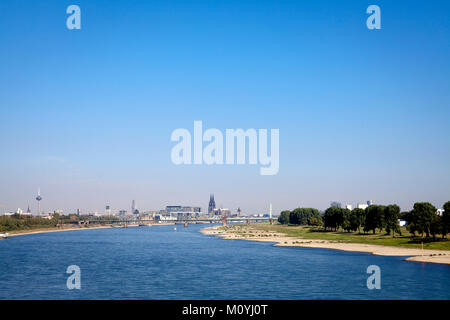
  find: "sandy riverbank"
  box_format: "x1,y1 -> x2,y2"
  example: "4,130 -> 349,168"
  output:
6,225 -> 116,237
3,222 -> 180,238
201,225 -> 450,265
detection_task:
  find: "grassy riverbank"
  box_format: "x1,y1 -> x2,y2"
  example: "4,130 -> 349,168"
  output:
202,224 -> 450,265
244,223 -> 450,250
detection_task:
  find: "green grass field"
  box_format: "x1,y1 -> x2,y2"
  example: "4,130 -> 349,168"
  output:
248,223 -> 450,250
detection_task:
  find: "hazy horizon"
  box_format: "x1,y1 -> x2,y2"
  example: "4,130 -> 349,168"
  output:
1,0 -> 449,215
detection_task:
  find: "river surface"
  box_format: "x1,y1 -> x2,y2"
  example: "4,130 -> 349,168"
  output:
0,224 -> 449,299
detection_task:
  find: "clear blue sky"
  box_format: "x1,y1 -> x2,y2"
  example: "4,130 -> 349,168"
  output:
0,0 -> 449,214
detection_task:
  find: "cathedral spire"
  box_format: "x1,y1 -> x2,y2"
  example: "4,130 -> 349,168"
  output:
208,194 -> 216,215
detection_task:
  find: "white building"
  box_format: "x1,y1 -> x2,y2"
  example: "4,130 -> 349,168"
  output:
357,203 -> 368,210
345,204 -> 352,210
155,214 -> 177,221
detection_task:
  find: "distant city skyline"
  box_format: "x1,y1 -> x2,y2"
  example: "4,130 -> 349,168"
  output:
1,1 -> 449,215
0,187 -> 447,216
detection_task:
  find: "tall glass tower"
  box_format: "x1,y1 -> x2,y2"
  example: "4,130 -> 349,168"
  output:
35,188 -> 42,216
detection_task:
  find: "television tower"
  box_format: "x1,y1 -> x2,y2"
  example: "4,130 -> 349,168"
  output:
36,188 -> 42,216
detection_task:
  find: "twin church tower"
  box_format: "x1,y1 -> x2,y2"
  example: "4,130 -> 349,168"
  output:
208,194 -> 216,215
208,194 -> 241,217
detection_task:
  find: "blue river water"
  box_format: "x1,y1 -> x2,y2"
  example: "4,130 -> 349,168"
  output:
0,224 -> 449,299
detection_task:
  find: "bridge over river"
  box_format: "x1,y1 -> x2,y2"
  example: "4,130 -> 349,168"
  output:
64,216 -> 275,227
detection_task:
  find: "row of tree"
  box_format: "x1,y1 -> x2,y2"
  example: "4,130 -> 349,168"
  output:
0,214 -> 57,232
278,208 -> 323,227
0,213 -> 121,232
323,204 -> 403,236
278,201 -> 450,239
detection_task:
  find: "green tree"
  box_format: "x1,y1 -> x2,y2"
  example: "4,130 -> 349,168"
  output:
352,208 -> 366,234
323,206 -> 344,231
430,215 -> 442,240
278,210 -> 290,225
409,202 -> 437,238
375,205 -> 386,232
384,204 -> 401,237
348,210 -> 360,232
323,207 -> 335,231
308,215 -> 323,227
442,201 -> 450,238
365,205 -> 379,234
289,208 -> 321,225
342,209 -> 356,232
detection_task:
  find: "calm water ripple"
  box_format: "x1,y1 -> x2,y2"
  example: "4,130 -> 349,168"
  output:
0,224 -> 449,299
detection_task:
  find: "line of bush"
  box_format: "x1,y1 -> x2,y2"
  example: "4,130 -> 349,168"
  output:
278,201 -> 450,240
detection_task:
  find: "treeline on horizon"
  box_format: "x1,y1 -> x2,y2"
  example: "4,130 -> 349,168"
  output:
278,201 -> 450,240
0,213 -> 120,232
0,215 -> 57,232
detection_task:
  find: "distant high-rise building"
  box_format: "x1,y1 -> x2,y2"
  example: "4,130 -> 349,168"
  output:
165,206 -> 202,218
105,205 -> 111,216
35,188 -> 42,216
367,200 -> 373,206
357,203 -> 368,210
237,207 -> 241,217
330,201 -> 342,208
131,200 -> 138,215
76,208 -> 81,215
208,194 -> 216,215
218,208 -> 231,217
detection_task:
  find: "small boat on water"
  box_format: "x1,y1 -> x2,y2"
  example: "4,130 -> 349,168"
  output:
0,233 -> 10,239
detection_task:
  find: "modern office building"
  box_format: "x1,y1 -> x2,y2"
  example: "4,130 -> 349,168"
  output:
165,206 -> 202,218
131,200 -> 138,215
